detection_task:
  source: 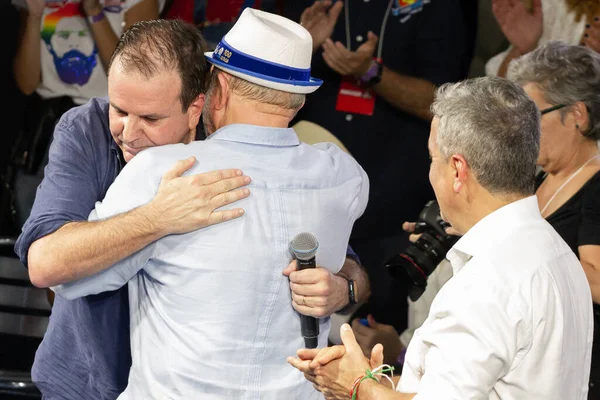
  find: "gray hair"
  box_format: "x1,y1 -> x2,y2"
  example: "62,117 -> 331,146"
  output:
507,40 -> 600,140
431,77 -> 540,196
207,69 -> 305,111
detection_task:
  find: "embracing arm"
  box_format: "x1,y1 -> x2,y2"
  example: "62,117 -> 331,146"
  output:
28,158 -> 249,288
20,112 -> 249,288
29,205 -> 161,288
50,162 -> 158,299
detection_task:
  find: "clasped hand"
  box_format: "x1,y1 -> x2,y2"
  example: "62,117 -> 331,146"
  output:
300,0 -> 379,78
288,323 -> 384,400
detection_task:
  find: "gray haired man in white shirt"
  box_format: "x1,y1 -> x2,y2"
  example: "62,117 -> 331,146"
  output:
289,76 -> 593,400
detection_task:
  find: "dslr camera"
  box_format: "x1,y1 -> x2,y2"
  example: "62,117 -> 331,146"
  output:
383,200 -> 458,302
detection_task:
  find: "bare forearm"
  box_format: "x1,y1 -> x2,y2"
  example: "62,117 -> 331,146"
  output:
123,0 -> 159,30
497,47 -> 523,78
86,10 -> 119,72
87,0 -> 158,71
581,260 -> 600,304
28,204 -> 164,288
359,379 -> 415,399
372,66 -> 435,121
14,13 -> 42,94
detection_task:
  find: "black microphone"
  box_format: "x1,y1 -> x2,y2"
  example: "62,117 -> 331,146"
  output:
290,232 -> 320,349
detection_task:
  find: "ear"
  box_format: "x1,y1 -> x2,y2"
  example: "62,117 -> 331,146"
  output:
187,93 -> 206,134
572,101 -> 590,134
449,154 -> 469,193
215,72 -> 230,111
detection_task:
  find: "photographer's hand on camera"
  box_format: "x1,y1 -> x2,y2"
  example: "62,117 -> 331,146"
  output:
403,220 -> 460,242
402,221 -> 421,243
385,201 -> 461,301
352,315 -> 404,365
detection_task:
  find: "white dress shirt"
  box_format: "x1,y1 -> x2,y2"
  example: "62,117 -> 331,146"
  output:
398,196 -> 593,399
53,124 -> 369,399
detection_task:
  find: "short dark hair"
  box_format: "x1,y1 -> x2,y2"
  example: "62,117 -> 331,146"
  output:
108,19 -> 209,112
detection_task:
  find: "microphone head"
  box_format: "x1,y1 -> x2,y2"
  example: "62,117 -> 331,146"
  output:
290,232 -> 319,260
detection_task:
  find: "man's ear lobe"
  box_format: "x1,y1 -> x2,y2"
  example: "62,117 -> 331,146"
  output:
451,154 -> 468,193
189,93 -> 205,130
214,72 -> 230,110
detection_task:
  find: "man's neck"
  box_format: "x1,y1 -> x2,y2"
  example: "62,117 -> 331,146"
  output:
456,189 -> 529,235
221,97 -> 294,129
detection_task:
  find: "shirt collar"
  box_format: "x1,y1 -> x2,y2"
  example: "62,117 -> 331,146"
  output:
446,196 -> 541,275
207,124 -> 300,147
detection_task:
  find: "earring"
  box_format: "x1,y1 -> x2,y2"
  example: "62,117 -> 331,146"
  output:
576,124 -> 580,130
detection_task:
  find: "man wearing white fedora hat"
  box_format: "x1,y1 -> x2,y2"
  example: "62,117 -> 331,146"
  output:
54,8 -> 370,399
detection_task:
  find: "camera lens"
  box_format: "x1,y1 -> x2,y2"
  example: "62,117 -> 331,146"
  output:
383,200 -> 458,301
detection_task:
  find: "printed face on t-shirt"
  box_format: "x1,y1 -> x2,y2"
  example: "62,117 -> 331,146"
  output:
49,17 -> 98,85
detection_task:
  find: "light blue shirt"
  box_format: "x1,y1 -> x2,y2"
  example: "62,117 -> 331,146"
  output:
54,124 -> 369,399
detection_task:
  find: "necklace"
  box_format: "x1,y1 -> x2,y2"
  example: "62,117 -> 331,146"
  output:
540,154 -> 600,215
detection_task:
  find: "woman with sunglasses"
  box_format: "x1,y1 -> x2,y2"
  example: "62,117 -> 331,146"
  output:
508,40 -> 600,397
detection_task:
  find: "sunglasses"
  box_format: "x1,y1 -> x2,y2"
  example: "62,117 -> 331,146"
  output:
540,104 -> 568,115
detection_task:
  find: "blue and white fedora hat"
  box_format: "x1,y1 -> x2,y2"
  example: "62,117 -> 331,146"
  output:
204,8 -> 323,94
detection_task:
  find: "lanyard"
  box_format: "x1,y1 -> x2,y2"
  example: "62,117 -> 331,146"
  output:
344,0 -> 394,59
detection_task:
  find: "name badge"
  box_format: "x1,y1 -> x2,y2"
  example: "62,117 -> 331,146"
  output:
335,77 -> 376,116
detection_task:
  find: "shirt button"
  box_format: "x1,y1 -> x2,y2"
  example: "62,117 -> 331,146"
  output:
356,35 -> 363,42
346,114 -> 353,122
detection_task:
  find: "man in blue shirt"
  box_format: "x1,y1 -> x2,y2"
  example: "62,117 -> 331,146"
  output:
16,18 -> 369,399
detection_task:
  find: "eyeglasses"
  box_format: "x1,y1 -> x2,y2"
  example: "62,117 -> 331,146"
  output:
540,104 -> 568,115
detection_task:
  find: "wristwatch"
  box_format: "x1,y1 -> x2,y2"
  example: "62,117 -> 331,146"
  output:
359,58 -> 383,86
346,277 -> 357,306
336,276 -> 358,314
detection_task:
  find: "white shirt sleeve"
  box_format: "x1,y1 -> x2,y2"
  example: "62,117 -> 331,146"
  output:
51,150 -> 161,299
398,268 -> 530,399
